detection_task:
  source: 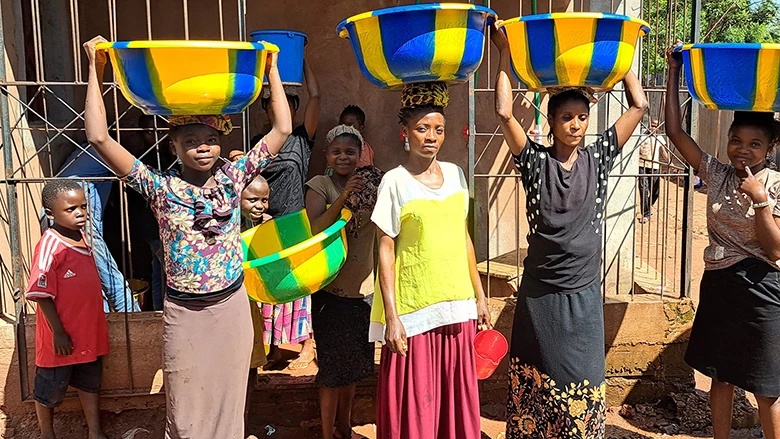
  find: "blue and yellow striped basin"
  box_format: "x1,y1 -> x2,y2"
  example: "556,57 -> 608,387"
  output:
677,44 -> 780,111
498,13 -> 649,91
336,3 -> 497,89
241,209 -> 352,305
96,40 -> 279,115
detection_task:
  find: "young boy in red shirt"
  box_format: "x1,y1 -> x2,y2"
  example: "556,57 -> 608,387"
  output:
27,179 -> 109,439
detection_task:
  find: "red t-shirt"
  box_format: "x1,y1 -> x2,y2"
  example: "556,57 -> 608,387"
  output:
25,230 -> 110,368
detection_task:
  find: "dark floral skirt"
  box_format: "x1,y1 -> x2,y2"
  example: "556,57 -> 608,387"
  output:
507,280 -> 606,439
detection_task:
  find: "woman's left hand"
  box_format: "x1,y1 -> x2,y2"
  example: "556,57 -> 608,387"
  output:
477,298 -> 492,331
739,165 -> 769,204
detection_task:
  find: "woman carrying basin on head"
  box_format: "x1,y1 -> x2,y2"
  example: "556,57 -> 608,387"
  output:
491,26 -> 648,439
371,82 -> 492,439
666,44 -> 780,439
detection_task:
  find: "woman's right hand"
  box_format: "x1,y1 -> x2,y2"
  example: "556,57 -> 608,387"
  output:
83,35 -> 108,69
342,174 -> 365,197
666,42 -> 683,70
385,317 -> 407,357
490,22 -> 509,52
265,51 -> 279,76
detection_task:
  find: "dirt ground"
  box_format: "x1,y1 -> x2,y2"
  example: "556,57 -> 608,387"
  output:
8,186 -> 764,439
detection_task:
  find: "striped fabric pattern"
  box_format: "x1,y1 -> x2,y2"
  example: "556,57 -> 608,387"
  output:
498,13 -> 649,92
679,43 -> 780,112
336,3 -> 497,89
241,209 -> 352,305
96,40 -> 278,115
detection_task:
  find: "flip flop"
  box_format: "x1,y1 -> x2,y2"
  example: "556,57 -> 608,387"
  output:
287,352 -> 316,370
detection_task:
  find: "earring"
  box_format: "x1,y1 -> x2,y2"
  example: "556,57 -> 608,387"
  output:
404,137 -> 410,152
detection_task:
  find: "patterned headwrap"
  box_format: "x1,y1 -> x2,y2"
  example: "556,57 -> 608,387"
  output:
326,124 -> 364,147
400,82 -> 449,109
167,115 -> 233,135
547,86 -> 598,104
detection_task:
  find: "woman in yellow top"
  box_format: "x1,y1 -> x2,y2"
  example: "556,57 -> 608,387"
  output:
370,82 -> 491,439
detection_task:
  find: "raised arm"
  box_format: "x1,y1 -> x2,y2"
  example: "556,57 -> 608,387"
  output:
83,36 -> 136,177
302,58 -> 321,141
377,231 -> 407,356
305,175 -> 364,235
492,24 -> 527,156
664,45 -> 703,171
262,52 -> 293,155
613,71 -> 649,148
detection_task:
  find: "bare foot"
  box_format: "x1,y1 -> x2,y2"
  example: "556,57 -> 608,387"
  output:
287,339 -> 316,370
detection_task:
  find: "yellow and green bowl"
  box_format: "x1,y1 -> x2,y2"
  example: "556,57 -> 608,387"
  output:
336,3 -> 497,89
677,43 -> 780,111
241,209 -> 352,305
498,13 -> 649,92
96,40 -> 279,115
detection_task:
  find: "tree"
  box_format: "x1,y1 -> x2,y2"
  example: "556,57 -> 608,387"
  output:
641,0 -> 780,84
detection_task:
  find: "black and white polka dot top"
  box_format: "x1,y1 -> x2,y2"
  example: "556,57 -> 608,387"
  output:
512,126 -> 620,293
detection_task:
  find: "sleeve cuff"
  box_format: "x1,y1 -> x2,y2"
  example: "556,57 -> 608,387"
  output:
26,292 -> 55,301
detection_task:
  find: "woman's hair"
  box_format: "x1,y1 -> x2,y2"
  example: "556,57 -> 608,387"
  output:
730,111 -> 780,154
547,89 -> 591,119
260,94 -> 300,112
398,105 -> 445,126
340,105 -> 366,126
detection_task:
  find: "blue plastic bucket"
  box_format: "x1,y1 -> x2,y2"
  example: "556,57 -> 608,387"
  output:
249,30 -> 307,85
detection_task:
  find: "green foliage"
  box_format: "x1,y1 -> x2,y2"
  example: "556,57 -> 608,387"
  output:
641,0 -> 780,81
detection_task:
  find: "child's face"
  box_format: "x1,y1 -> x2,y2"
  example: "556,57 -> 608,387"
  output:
241,181 -> 270,223
46,189 -> 88,231
170,125 -> 222,172
727,125 -> 771,171
339,113 -> 364,132
326,137 -> 360,176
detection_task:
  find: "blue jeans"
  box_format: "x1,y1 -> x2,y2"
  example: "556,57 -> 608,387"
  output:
80,182 -> 139,312
149,239 -> 164,311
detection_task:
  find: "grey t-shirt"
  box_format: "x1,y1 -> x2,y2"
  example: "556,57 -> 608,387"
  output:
515,126 -> 620,294
260,125 -> 314,217
699,153 -> 780,270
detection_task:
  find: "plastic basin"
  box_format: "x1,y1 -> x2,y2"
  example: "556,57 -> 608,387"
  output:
241,209 -> 352,305
96,40 -> 279,115
250,30 -> 307,85
336,3 -> 497,89
474,329 -> 508,380
677,43 -> 780,111
498,13 -> 649,92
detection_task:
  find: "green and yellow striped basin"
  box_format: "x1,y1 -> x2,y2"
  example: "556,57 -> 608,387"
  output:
241,209 -> 352,304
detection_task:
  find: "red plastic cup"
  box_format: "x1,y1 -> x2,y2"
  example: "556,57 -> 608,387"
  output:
474,329 -> 509,380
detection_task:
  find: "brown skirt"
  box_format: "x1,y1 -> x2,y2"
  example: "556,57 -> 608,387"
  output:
163,286 -> 253,439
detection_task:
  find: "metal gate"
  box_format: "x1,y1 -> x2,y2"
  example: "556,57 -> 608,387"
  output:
467,0 -> 701,301
0,0 -> 255,401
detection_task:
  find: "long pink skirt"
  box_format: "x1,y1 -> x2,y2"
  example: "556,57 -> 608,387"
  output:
377,321 -> 480,439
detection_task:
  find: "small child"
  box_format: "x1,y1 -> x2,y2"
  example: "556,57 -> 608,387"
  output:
27,179 -> 109,439
240,175 -> 273,227
339,105 -> 375,167
237,172 -> 272,431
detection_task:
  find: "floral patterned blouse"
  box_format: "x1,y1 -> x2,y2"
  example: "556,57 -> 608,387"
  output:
124,139 -> 274,298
